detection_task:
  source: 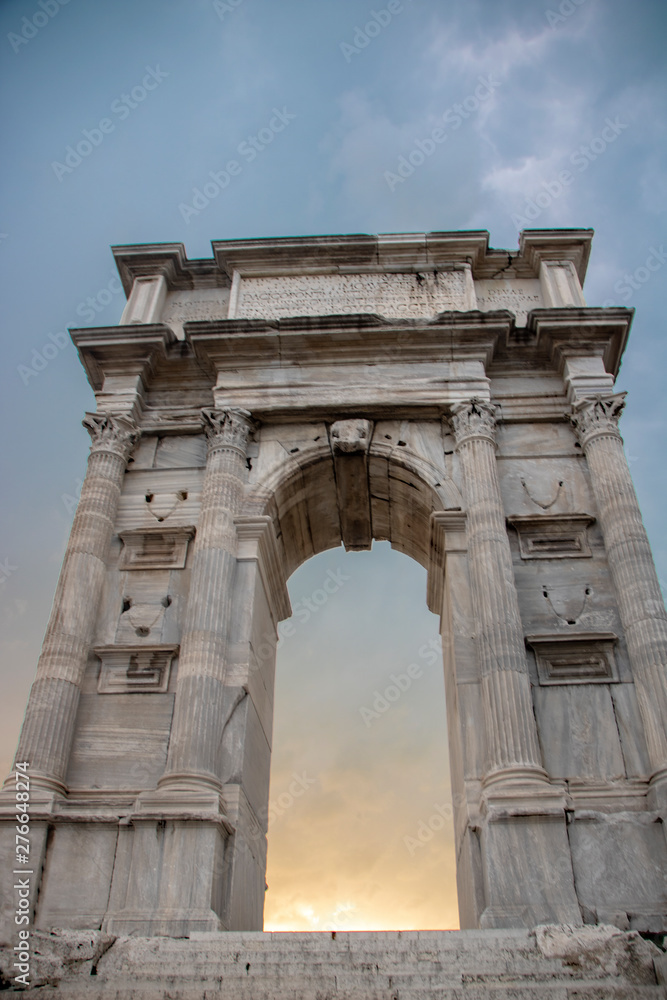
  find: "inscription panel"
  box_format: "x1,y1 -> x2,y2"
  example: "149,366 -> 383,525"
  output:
475,278 -> 543,325
162,289 -> 230,338
234,271 -> 470,319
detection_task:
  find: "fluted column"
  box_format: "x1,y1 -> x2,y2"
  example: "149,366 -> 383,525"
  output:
8,413 -> 138,794
451,400 -> 545,783
160,407 -> 255,792
572,393 -> 667,783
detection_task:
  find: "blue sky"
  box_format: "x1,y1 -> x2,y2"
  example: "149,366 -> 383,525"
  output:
0,0 -> 665,930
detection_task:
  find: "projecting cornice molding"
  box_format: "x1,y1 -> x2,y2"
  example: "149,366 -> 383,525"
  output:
112,243 -> 232,295
110,229 -> 594,291
519,230 -> 593,285
527,307 -> 633,379
70,324 -> 176,393
186,311 -> 510,370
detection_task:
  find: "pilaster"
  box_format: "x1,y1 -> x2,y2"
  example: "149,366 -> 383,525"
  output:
5,414 -> 138,796
450,399 -> 545,781
158,407 -> 257,793
571,394 -> 667,803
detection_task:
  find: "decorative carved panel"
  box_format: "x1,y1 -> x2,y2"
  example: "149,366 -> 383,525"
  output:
119,526 -> 195,570
508,514 -> 595,559
525,633 -> 618,685
95,645 -> 178,694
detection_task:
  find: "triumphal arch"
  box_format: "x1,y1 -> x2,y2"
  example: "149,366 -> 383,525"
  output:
1,230 -> 666,966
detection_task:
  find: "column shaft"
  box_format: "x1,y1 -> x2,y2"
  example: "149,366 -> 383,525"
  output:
10,414 -> 138,793
451,401 -> 544,778
161,408 -> 255,790
572,394 -> 667,776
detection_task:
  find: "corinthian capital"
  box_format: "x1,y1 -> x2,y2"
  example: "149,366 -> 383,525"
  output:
201,407 -> 256,455
82,412 -> 139,460
450,398 -> 498,448
571,393 -> 626,448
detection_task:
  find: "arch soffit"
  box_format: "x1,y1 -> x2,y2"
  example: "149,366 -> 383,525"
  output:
244,427 -> 464,577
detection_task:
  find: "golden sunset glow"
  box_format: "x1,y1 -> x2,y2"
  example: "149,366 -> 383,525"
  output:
263,544 -> 460,932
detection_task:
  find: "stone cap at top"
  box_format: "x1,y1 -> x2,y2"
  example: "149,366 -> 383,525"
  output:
111,229 -> 594,293
108,229 -> 600,333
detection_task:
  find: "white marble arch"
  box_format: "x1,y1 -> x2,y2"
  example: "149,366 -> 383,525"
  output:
2,230 -> 666,948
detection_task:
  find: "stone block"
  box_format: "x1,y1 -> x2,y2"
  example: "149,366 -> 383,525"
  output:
533,684 -> 625,780
569,814 -> 667,927
35,824 -> 117,930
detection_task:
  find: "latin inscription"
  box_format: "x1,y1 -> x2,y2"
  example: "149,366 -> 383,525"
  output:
474,279 -> 543,324
234,271 -> 470,319
162,290 -> 230,336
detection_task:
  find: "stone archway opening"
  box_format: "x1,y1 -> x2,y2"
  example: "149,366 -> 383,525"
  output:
251,431 -> 461,931
263,542 -> 459,932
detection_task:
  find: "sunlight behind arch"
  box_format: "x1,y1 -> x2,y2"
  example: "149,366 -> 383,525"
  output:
263,542 -> 459,932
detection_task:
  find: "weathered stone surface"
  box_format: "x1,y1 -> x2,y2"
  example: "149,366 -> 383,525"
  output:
2,230 -> 665,951
233,269 -> 472,319
1,927 -> 663,997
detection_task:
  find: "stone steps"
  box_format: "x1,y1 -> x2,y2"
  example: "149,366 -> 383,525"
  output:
1,925 -> 664,998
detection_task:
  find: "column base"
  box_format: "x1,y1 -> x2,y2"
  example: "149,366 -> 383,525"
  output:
157,770 -> 222,795
1,769 -> 67,799
647,765 -> 667,816
136,786 -> 230,823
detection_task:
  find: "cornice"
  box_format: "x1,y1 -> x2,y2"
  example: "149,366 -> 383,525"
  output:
70,324 -> 176,392
112,242 -> 230,295
212,231 -> 491,277
186,311 -> 511,372
526,307 -> 633,378
519,229 -> 593,284
109,230 -> 595,290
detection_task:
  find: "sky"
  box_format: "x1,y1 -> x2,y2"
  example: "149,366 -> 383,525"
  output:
0,0 -> 666,933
